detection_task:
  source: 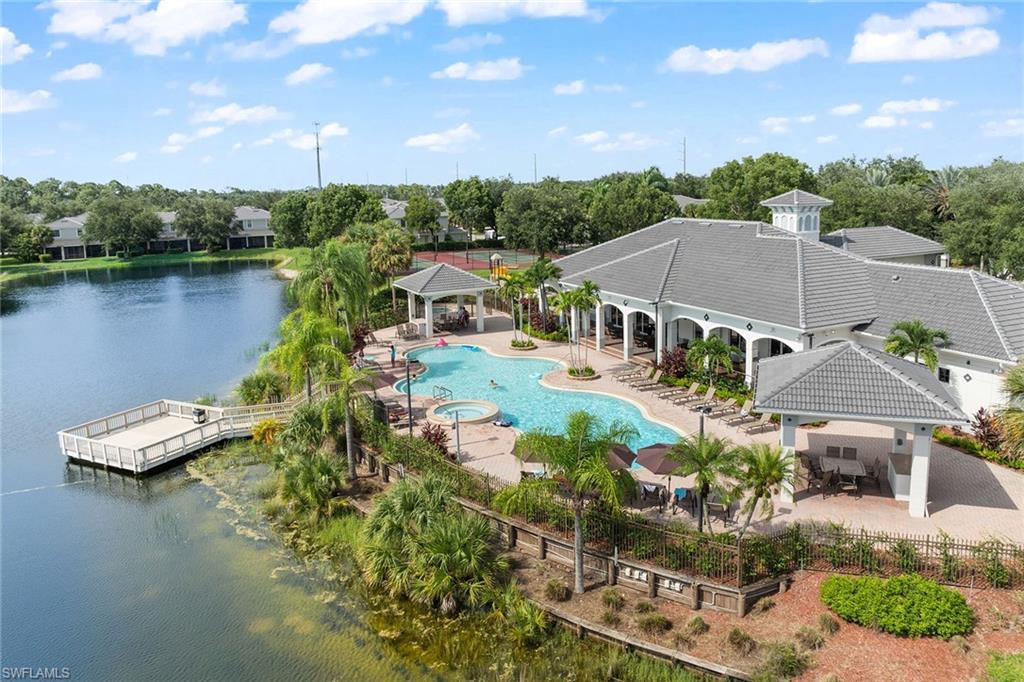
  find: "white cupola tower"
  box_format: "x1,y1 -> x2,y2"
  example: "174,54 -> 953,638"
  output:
759,189 -> 833,241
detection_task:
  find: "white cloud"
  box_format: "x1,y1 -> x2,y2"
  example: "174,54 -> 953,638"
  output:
43,0 -> 248,56
592,132 -> 660,153
341,46 -> 375,59
160,125 -> 224,153
1,88 -> 55,114
192,103 -> 286,125
201,154 -> 213,164
28,148 -> 57,157
796,114 -> 816,123
829,103 -> 863,116
52,62 -> 102,81
736,136 -> 759,144
574,130 -> 608,145
981,118 -> 1024,137
878,97 -> 955,114
189,79 -> 225,96
269,0 -> 428,45
918,121 -> 934,129
436,0 -> 589,26
212,37 -> 294,62
902,74 -> 917,85
232,142 -> 243,150
114,151 -> 137,162
152,107 -> 173,116
662,38 -> 828,74
379,76 -> 394,87
553,79 -> 585,95
630,100 -> 647,109
431,57 -> 523,81
435,106 -> 470,118
1,27 -> 33,64
255,123 -> 348,150
816,134 -> 838,143
547,125 -> 568,137
593,83 -> 624,93
760,117 -> 791,134
285,62 -> 333,85
405,122 -> 480,152
861,115 -> 908,128
849,2 -> 1000,63
434,32 -> 503,52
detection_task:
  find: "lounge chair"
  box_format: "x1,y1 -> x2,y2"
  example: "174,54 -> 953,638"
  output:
688,386 -> 718,410
725,400 -> 754,425
742,413 -> 775,434
674,385 -> 711,405
633,370 -> 665,391
709,397 -> 738,417
842,447 -> 858,461
366,331 -> 386,347
613,365 -> 646,379
622,368 -> 655,385
658,381 -> 698,401
625,368 -> 658,387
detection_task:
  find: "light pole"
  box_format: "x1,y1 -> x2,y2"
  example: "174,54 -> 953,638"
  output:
451,411 -> 462,464
405,359 -> 420,436
697,404 -> 713,441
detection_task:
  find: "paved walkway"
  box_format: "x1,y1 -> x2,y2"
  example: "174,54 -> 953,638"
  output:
371,314 -> 1023,543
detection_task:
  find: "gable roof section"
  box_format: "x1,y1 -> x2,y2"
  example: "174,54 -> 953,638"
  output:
563,239 -> 682,302
798,238 -> 877,329
393,263 -> 495,295
755,342 -> 968,424
672,194 -> 708,210
47,213 -> 88,229
235,206 -> 270,220
820,226 -> 946,260
858,263 -> 1023,362
760,189 -> 833,207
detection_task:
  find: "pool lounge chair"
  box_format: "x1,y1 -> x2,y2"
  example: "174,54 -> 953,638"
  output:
657,382 -> 697,401
633,370 -> 665,391
688,386 -> 718,410
742,413 -> 775,434
674,386 -> 711,405
709,397 -> 738,417
613,365 -> 646,379
624,368 -> 657,386
366,331 -> 387,347
724,400 -> 754,425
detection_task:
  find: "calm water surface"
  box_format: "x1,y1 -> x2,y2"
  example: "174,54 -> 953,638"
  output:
0,263 -> 437,681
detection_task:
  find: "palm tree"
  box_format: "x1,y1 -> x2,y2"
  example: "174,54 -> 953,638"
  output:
883,320 -> 950,371
497,271 -> 529,342
237,368 -> 287,405
669,435 -> 741,533
922,166 -> 963,220
525,257 -> 563,327
291,241 -> 371,336
572,280 -> 601,368
264,310 -> 348,400
514,411 -> 638,593
280,451 -> 347,525
686,335 -> 739,386
865,167 -> 890,187
735,443 -> 796,539
550,289 -> 578,369
369,227 -> 413,311
998,361 -> 1024,459
279,401 -> 328,452
323,361 -> 374,480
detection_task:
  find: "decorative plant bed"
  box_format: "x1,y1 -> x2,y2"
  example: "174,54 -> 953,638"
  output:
566,370 -> 601,381
509,341 -> 537,351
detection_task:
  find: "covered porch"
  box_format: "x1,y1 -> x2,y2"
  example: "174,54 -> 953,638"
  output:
754,341 -> 970,518
393,264 -> 497,340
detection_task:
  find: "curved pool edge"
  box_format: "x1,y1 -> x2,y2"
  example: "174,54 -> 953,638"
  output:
397,342 -> 686,440
426,399 -> 501,425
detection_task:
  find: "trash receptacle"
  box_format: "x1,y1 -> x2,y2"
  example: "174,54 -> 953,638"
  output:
192,407 -> 207,424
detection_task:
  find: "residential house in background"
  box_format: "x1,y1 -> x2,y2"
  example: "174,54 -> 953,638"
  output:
381,197 -> 465,243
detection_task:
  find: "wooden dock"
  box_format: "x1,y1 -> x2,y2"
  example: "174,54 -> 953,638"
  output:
57,392 -> 322,474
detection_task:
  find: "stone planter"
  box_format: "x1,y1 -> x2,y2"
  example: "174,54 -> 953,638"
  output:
509,342 -> 537,351
566,371 -> 601,381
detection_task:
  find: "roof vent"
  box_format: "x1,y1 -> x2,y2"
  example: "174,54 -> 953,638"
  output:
891,274 -> 901,283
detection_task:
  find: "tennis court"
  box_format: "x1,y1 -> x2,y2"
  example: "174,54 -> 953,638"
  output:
411,248 -> 539,272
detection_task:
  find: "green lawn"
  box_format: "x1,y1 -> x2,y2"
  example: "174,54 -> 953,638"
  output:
0,247 -> 310,284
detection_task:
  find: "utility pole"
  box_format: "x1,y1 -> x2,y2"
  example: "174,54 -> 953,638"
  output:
533,153 -> 537,182
682,137 -> 687,176
455,161 -> 459,180
404,167 -> 408,185
313,121 -> 323,189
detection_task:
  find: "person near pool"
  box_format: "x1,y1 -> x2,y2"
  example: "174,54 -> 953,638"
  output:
489,379 -> 498,389
389,343 -> 396,368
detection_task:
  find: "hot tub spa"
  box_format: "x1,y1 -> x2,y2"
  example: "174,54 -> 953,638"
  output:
426,399 -> 501,425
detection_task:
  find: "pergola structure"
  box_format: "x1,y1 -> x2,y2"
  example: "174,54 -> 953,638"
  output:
754,341 -> 969,518
393,263 -> 497,339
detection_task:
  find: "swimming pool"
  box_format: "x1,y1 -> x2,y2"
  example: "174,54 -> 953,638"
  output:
397,345 -> 682,449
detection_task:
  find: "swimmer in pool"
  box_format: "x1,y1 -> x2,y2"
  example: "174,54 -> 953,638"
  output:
489,379 -> 499,389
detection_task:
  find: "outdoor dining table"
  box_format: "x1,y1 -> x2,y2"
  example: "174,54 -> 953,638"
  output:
820,455 -> 866,478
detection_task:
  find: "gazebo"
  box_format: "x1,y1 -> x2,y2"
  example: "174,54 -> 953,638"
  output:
754,341 -> 969,518
393,263 -> 497,339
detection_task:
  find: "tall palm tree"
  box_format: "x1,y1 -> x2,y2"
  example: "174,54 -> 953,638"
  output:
497,271 -> 529,341
669,435 -> 741,533
280,451 -> 347,525
280,400 -> 328,452
322,361 -> 374,480
525,257 -> 563,327
264,310 -> 348,400
735,443 -> 795,539
922,166 -> 963,221
883,319 -> 950,371
550,289 -> 578,369
686,335 -> 739,386
291,241 -> 371,336
369,227 -> 413,311
514,411 -> 638,593
998,361 -> 1024,459
572,280 -> 601,368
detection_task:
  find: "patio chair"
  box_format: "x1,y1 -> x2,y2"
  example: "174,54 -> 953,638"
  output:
622,367 -> 656,385
835,473 -> 860,498
742,413 -> 775,434
724,400 -> 755,425
842,447 -> 858,461
825,445 -> 841,458
809,469 -> 834,498
688,386 -> 718,410
864,456 -> 883,488
658,381 -> 698,401
366,331 -> 386,347
633,370 -> 665,391
710,397 -> 738,417
673,385 -> 707,405
613,365 -> 646,379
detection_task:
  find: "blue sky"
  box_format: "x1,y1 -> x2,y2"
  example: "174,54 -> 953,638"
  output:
2,1 -> 1021,190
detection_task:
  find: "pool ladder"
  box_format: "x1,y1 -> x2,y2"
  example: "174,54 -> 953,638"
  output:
433,385 -> 453,401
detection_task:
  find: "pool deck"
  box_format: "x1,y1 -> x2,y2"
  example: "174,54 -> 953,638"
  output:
373,314 -> 1024,543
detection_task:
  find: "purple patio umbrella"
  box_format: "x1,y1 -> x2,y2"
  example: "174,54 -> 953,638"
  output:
607,443 -> 636,471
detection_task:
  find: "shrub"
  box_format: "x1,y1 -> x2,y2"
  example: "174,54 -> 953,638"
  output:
971,407 -> 1004,451
987,652 -> 1024,682
252,418 -> 284,446
973,539 -> 1011,588
727,628 -> 758,655
656,346 -> 690,379
754,642 -> 810,681
419,422 -> 450,457
685,615 -> 709,636
949,635 -> 970,654
38,252 -> 53,263
260,496 -> 286,519
254,474 -> 280,500
820,574 -> 975,638
544,579 -> 572,602
794,626 -> 825,651
817,613 -> 840,636
601,609 -> 621,627
635,600 -> 656,614
602,588 -> 626,611
891,538 -> 920,572
567,366 -> 596,377
673,633 -> 695,650
750,597 -> 775,614
510,339 -> 536,349
637,614 -> 672,636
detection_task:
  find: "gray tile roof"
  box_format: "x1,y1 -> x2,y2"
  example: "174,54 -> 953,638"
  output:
858,263 -> 1024,362
760,189 -> 833,207
235,206 -> 270,220
754,342 -> 968,424
47,213 -> 88,229
557,219 -> 876,330
820,226 -> 946,260
672,194 -> 708,210
393,263 -> 496,295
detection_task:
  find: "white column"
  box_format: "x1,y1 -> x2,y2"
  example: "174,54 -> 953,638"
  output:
456,294 -> 464,309
655,310 -> 666,363
779,414 -> 798,505
745,336 -> 755,387
475,292 -> 485,332
569,306 -> 579,343
623,312 -> 633,361
425,297 -> 434,339
666,318 -> 678,350
908,424 -> 933,518
60,246 -> 66,260
891,428 -> 908,454
595,305 -> 605,351
407,290 -> 416,323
